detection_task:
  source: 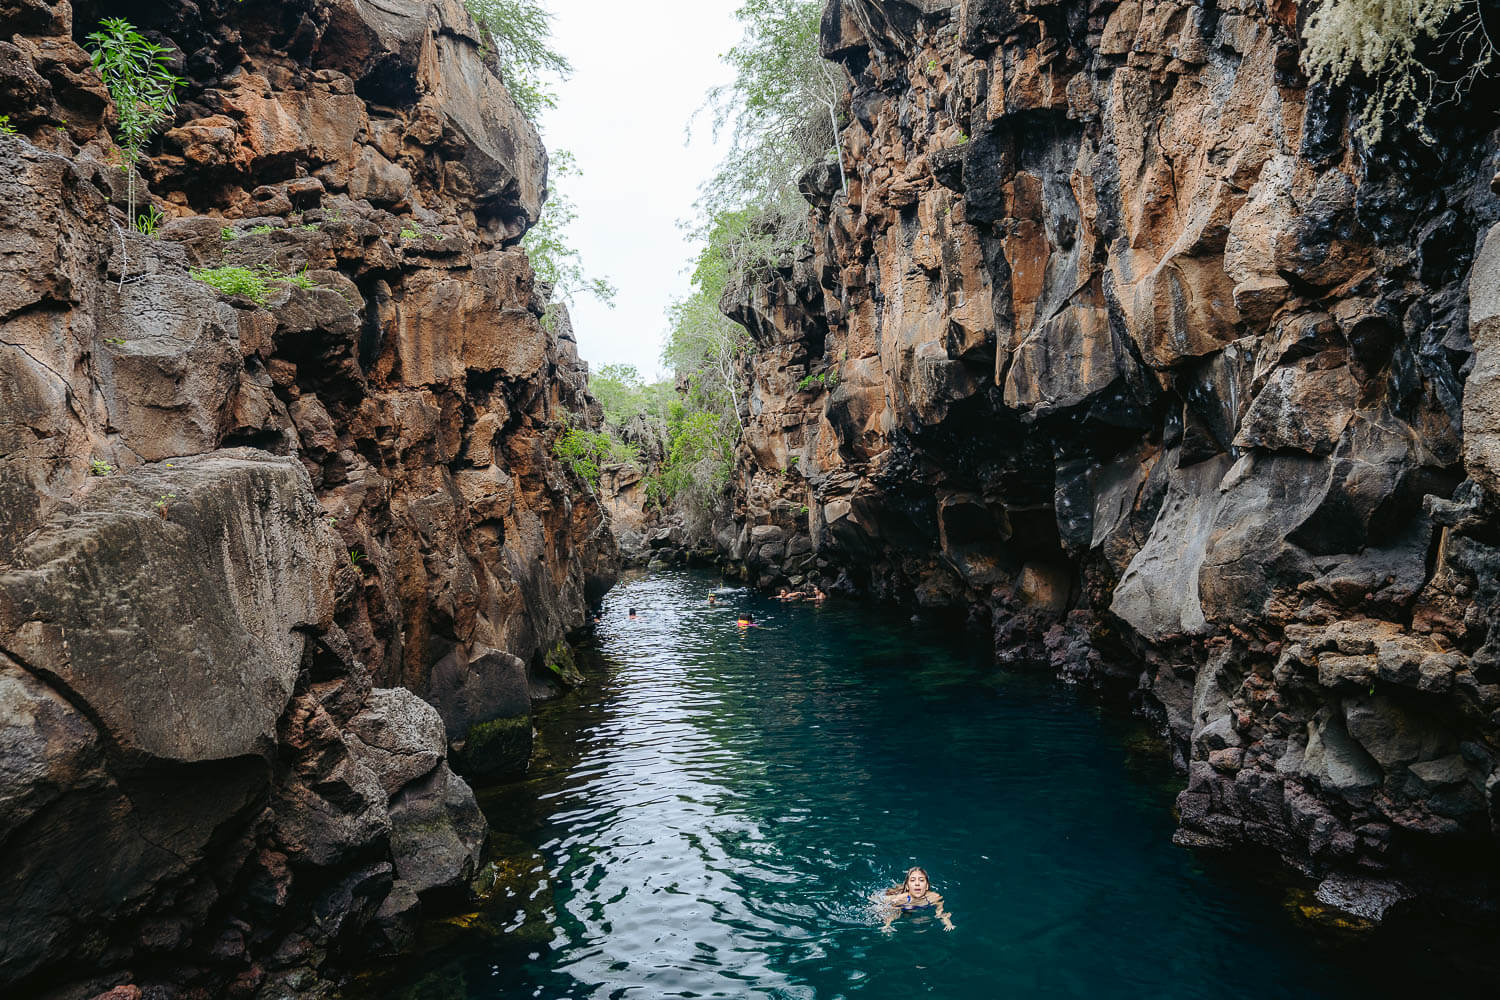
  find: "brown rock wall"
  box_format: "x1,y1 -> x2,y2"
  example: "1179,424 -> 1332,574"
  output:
724,0 -> 1500,915
0,0 -> 616,994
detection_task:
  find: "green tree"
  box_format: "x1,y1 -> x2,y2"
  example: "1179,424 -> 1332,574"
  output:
464,0 -> 572,121
524,151 -> 617,323
692,0 -> 846,295
85,18 -> 186,227
553,426 -> 636,492
703,0 -> 845,214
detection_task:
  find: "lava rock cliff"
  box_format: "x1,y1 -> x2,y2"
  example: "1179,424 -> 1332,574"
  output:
1,0 -> 616,996
723,0 -> 1500,917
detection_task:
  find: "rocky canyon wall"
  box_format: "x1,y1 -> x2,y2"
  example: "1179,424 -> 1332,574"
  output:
723,0 -> 1500,917
0,0 -> 615,996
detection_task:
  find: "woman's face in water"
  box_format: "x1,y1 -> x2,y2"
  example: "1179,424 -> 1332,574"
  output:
905,870 -> 929,895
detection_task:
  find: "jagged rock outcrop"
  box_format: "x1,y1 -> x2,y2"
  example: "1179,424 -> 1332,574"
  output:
723,0 -> 1500,917
0,0 -> 616,995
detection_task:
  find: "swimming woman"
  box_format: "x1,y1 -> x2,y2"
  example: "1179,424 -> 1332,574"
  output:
736,610 -> 756,628
879,866 -> 954,932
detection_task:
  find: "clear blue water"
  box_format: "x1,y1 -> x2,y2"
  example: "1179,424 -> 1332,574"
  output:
370,570 -> 1485,999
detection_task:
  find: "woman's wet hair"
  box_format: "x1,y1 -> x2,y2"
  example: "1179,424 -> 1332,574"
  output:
885,866 -> 930,895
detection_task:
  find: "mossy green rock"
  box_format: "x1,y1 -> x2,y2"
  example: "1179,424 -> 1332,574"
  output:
545,640 -> 584,688
454,715 -> 532,780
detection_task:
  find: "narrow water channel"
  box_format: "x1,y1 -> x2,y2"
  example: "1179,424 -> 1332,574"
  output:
373,570 -> 1477,998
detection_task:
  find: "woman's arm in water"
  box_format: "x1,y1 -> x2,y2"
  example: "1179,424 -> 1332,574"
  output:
932,893 -> 954,931
879,893 -> 903,933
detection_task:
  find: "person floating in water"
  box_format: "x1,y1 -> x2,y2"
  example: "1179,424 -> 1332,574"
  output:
707,593 -> 717,606
775,588 -> 805,602
809,586 -> 827,603
628,607 -> 638,620
736,611 -> 756,628
879,867 -> 954,933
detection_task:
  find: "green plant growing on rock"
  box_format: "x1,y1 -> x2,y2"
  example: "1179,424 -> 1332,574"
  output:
189,265 -> 270,303
553,427 -> 633,491
348,547 -> 366,565
1301,0 -> 1498,143
189,265 -> 322,304
134,204 -> 164,236
0,115 -> 16,134
281,265 -> 318,290
89,460 -> 115,476
153,492 -> 176,516
85,18 -> 186,227
220,226 -> 237,241
248,224 -> 275,235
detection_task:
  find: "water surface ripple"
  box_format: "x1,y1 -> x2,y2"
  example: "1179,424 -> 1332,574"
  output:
382,570 -> 1473,999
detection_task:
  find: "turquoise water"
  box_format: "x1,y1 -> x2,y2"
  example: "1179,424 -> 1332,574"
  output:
378,570 -> 1481,999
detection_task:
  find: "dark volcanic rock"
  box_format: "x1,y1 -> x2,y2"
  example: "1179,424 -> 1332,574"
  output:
713,0 -> 1500,916
0,0 -> 619,994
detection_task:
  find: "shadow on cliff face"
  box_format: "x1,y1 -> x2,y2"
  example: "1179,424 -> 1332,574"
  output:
0,0 -> 619,995
709,0 -> 1500,934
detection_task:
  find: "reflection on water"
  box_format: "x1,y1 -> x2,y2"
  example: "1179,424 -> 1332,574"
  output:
362,570 -> 1491,999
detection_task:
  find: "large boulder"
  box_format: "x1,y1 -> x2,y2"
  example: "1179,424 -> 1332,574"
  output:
0,451 -> 340,985
426,644 -> 533,779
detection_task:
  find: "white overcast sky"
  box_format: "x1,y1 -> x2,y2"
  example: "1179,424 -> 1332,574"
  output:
538,1 -> 743,380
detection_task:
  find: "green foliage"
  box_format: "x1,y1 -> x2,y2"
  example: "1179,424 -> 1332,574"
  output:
349,547 -> 366,565
153,492 -> 177,515
399,224 -> 446,242
693,0 -> 845,293
281,265 -> 318,290
1301,0 -> 1497,144
220,226 -> 237,241
89,459 -> 115,476
190,266 -> 268,302
248,224 -> 275,235
553,426 -> 635,491
85,18 -> 186,224
189,265 -> 322,304
797,370 -> 838,391
591,363 -> 674,433
0,115 -> 16,134
463,0 -> 571,122
645,402 -> 736,520
524,151 -> 616,315
134,204 -> 164,236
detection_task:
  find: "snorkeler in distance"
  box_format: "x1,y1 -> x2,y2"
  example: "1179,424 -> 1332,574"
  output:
879,866 -> 954,933
736,611 -> 756,628
629,608 -> 638,620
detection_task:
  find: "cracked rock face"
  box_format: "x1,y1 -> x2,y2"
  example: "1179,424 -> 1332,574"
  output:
0,0 -> 617,994
721,0 -> 1500,916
